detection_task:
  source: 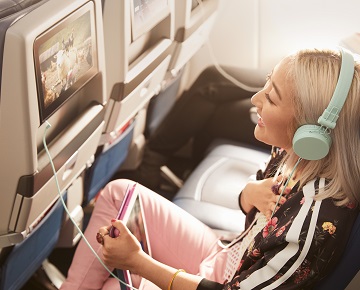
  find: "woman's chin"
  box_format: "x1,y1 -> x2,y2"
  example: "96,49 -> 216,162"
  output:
254,127 -> 265,143
254,132 -> 273,148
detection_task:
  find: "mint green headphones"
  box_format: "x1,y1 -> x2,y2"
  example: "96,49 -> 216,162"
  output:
292,48 -> 355,160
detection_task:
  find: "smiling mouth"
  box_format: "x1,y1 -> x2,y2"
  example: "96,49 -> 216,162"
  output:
257,113 -> 265,126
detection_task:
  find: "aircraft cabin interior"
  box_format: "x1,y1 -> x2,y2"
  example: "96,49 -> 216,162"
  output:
0,0 -> 359,289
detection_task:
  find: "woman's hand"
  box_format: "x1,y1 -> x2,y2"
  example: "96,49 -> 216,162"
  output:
241,176 -> 290,220
99,220 -> 204,290
101,219 -> 145,273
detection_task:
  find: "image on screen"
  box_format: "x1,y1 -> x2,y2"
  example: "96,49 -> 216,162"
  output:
131,0 -> 169,41
34,2 -> 98,123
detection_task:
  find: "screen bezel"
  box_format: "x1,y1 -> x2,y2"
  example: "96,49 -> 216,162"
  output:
34,2 -> 98,124
130,0 -> 170,42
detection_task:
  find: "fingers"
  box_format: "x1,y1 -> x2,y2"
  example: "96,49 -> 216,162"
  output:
96,227 -> 110,245
111,219 -> 128,233
248,177 -> 291,219
271,182 -> 292,196
265,203 -> 278,220
275,174 -> 284,183
101,226 -> 110,233
277,195 -> 287,205
283,186 -> 292,195
265,210 -> 272,221
96,222 -> 124,245
262,195 -> 285,220
106,220 -> 129,242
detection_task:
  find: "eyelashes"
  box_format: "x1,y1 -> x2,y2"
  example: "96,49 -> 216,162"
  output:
265,93 -> 275,105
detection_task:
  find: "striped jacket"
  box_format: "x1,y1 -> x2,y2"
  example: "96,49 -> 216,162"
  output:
198,154 -> 358,289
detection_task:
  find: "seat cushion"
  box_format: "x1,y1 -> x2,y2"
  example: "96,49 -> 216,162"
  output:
173,143 -> 269,232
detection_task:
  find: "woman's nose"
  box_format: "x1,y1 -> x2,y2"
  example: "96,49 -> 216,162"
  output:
251,91 -> 261,106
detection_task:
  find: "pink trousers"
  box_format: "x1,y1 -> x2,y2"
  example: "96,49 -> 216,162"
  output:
60,179 -> 229,290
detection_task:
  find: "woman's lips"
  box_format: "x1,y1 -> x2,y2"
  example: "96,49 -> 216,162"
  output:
257,113 -> 265,127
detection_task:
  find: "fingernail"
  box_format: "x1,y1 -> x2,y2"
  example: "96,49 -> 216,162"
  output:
111,218 -> 116,222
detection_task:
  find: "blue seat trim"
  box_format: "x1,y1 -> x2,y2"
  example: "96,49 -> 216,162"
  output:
0,195 -> 65,290
84,121 -> 135,203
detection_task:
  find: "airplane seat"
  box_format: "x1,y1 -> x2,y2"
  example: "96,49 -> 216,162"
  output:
87,0 -> 174,199
314,212 -> 360,289
169,64 -> 270,233
144,0 -> 220,139
0,0 -> 107,288
0,3 -> 56,290
145,69 -> 183,138
173,142 -> 270,233
168,0 -> 220,76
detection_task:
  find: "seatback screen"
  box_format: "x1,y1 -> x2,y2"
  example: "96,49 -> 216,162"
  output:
131,0 -> 169,41
34,2 -> 98,123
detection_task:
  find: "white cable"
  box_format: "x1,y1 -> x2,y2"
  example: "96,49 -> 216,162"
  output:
197,0 -> 263,93
206,42 -> 263,92
270,158 -> 302,219
42,121 -> 137,290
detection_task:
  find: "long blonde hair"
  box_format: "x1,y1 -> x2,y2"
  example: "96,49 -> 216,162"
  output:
283,48 -> 360,206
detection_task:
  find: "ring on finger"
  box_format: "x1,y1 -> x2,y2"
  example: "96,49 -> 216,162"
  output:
96,232 -> 109,245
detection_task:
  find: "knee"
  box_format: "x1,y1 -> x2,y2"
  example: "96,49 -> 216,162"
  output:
101,178 -> 136,203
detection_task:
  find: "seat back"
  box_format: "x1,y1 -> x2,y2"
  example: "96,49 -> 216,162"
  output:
169,0 -> 220,75
82,0 -> 175,204
145,0 -> 221,138
84,121 -> 135,203
314,212 -> 360,290
0,0 -> 107,288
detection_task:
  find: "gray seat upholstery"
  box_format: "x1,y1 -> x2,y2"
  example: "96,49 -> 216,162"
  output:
173,143 -> 269,232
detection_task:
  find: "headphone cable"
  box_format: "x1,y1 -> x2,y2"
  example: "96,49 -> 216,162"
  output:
42,121 -> 137,290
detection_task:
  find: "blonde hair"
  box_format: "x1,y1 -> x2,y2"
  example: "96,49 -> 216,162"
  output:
283,48 -> 360,206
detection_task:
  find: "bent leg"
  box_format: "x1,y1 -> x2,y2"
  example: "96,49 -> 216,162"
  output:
136,182 -> 219,273
104,179 -> 219,273
61,179 -> 219,289
60,180 -> 129,290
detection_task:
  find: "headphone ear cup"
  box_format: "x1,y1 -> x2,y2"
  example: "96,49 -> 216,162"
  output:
292,124 -> 332,160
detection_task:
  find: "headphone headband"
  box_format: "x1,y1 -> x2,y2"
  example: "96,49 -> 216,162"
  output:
317,48 -> 355,129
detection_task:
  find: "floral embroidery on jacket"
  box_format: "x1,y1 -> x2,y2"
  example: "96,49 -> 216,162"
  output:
322,222 -> 337,235
220,149 -> 358,290
262,217 -> 278,238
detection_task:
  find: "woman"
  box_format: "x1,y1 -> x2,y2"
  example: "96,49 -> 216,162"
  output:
61,48 -> 360,289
